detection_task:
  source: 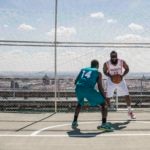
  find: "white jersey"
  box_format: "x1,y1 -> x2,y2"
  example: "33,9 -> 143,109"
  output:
106,59 -> 123,76
105,59 -> 129,97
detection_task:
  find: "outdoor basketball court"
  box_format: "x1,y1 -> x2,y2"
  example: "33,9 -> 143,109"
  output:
0,111 -> 150,150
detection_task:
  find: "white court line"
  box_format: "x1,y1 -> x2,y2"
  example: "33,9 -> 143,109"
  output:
31,120 -> 150,136
0,134 -> 150,137
31,122 -> 97,136
133,121 -> 150,124
0,121 -> 150,137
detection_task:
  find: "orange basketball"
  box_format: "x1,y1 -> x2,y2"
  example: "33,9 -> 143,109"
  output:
111,74 -> 122,84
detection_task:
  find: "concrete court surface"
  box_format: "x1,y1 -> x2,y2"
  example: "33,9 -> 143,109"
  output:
0,111 -> 150,150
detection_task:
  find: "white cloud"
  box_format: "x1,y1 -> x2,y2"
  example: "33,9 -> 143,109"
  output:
0,50 -> 54,71
115,49 -> 150,73
107,19 -> 117,23
128,23 -> 144,32
18,23 -> 35,31
90,12 -> 104,19
115,34 -> 150,42
47,26 -> 76,40
0,47 -> 149,72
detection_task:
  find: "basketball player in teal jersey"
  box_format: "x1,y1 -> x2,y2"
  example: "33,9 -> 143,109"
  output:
72,60 -> 114,131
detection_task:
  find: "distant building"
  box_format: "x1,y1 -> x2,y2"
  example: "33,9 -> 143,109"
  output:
42,74 -> 50,85
10,80 -> 19,89
51,79 -> 55,85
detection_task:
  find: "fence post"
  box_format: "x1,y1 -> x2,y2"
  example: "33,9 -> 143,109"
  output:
13,79 -> 16,99
115,89 -> 118,111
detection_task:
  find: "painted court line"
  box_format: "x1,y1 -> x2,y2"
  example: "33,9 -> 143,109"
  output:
31,121 -> 109,136
0,134 -> 150,137
31,120 -> 150,136
0,121 -> 149,137
31,122 -> 97,136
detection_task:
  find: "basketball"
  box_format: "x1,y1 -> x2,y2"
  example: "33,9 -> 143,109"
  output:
111,74 -> 122,84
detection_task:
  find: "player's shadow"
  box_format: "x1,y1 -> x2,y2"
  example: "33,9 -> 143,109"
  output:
67,128 -> 107,138
67,120 -> 130,138
110,120 -> 131,130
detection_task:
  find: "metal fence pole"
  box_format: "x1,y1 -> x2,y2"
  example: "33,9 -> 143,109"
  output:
54,0 -> 58,113
13,79 -> 16,99
116,89 -> 118,111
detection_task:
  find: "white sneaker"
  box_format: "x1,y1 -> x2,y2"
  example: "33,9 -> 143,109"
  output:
128,111 -> 136,119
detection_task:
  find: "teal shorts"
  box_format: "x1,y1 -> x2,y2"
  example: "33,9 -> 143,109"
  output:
75,86 -> 105,106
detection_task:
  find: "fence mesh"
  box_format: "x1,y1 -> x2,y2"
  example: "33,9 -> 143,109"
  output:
0,77 -> 149,112
0,0 -> 150,113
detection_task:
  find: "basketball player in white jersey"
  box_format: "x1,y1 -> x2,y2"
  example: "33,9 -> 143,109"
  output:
103,51 -> 136,119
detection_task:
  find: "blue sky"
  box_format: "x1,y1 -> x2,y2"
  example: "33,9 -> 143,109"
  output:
0,0 -> 149,72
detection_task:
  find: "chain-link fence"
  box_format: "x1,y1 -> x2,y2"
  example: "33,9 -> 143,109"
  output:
106,78 -> 150,111
0,77 -> 149,112
0,0 -> 150,113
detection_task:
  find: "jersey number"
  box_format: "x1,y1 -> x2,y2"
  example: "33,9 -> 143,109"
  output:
81,71 -> 92,78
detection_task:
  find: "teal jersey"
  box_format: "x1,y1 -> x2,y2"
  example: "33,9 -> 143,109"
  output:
75,67 -> 99,88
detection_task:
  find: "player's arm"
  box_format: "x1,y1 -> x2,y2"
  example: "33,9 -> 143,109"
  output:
97,72 -> 106,99
103,63 -> 111,78
122,60 -> 129,77
103,63 -> 112,79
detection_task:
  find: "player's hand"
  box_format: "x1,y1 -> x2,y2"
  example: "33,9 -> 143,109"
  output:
118,74 -> 123,81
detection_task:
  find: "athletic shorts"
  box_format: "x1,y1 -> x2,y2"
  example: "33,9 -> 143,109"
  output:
106,78 -> 129,98
75,86 -> 105,106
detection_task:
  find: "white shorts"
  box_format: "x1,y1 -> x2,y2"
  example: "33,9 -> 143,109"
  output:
106,78 -> 129,98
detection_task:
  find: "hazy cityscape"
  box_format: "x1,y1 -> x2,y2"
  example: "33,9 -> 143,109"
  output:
0,72 -> 150,92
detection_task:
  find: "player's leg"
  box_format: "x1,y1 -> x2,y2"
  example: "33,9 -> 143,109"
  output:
125,95 -> 131,107
97,103 -> 114,132
101,103 -> 107,124
117,80 -> 136,119
85,89 -> 114,131
72,103 -> 81,128
106,97 -> 111,107
125,95 -> 136,119
106,78 -> 116,107
72,87 -> 84,129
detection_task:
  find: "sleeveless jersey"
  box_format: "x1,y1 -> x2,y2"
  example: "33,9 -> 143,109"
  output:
106,59 -> 123,75
76,67 -> 99,88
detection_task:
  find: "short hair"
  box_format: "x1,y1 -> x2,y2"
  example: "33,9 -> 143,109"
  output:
110,51 -> 117,57
91,59 -> 99,68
